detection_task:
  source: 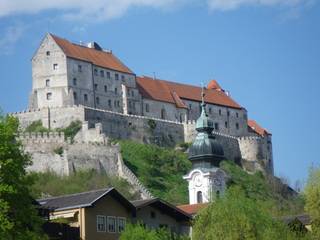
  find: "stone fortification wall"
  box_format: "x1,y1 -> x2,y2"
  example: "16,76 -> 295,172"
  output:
13,105 -> 85,129
84,106 -> 185,147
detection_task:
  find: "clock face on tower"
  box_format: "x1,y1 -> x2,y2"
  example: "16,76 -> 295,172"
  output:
194,174 -> 202,187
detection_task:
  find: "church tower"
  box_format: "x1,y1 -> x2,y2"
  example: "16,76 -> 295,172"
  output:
183,88 -> 227,204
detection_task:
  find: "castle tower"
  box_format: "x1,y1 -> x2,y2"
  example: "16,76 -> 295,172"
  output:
183,88 -> 227,204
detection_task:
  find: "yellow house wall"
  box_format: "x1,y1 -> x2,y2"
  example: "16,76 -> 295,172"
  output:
83,195 -> 131,240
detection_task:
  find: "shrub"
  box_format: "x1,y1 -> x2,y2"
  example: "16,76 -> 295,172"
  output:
25,120 -> 49,133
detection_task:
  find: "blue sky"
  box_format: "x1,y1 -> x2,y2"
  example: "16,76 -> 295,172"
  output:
0,0 -> 319,187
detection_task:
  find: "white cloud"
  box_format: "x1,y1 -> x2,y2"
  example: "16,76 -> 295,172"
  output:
0,22 -> 26,55
207,0 -> 313,11
0,0 -> 315,20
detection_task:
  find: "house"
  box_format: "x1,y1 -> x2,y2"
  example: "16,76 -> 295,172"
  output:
38,189 -> 192,240
131,198 -> 192,236
38,188 -> 135,240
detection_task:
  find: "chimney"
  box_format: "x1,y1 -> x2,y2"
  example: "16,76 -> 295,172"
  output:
87,42 -> 103,51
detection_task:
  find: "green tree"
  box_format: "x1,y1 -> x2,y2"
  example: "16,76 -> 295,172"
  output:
0,114 -> 45,239
193,187 -> 296,240
120,224 -> 189,240
305,166 -> 320,239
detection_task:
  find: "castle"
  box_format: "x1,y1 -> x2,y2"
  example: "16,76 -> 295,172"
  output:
13,33 -> 274,185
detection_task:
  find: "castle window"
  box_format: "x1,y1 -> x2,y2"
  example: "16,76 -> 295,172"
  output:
121,75 -> 125,81
225,121 -> 228,128
117,101 -> 120,107
227,111 -> 230,116
180,114 -> 183,123
114,100 -> 117,107
46,51 -> 50,56
73,92 -> 77,100
215,123 -> 219,131
209,107 -> 212,114
45,79 -> 50,87
107,216 -> 116,233
96,97 -> 100,105
100,70 -> 104,77
96,215 -> 106,232
219,109 -> 222,116
73,78 -> 77,86
94,84 -> 98,90
94,69 -> 98,76
189,104 -> 192,110
107,72 -> 110,79
104,85 -> 107,92
145,104 -> 149,112
131,91 -> 134,97
53,63 -> 58,70
161,108 -> 166,120
133,102 -> 136,110
115,73 -> 119,80
84,94 -> 88,102
197,191 -> 203,204
108,99 -> 112,107
78,65 -> 82,72
46,92 -> 52,100
115,88 -> 118,94
236,112 -> 239,118
236,123 -> 239,130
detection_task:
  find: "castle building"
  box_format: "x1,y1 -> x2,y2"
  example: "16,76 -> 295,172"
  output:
14,33 -> 274,177
183,90 -> 227,204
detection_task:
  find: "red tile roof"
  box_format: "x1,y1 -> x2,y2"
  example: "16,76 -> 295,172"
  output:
50,34 -> 133,74
136,76 -> 242,109
177,203 -> 209,215
248,120 -> 271,136
207,80 -> 223,91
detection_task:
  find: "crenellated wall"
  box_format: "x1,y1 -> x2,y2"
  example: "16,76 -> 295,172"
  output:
13,105 -> 273,175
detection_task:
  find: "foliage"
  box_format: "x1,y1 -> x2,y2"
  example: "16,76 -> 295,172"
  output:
29,169 -> 140,200
220,161 -> 305,216
193,186 -> 299,240
147,119 -> 156,131
56,120 -> 82,141
53,146 -> 63,156
25,120 -> 49,133
120,140 -> 191,205
0,115 -> 46,239
120,223 -> 190,240
304,166 -> 320,239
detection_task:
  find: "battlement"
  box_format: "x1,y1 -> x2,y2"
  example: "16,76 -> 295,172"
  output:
18,131 -> 66,144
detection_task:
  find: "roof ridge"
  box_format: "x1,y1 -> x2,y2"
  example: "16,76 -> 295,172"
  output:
38,187 -> 112,201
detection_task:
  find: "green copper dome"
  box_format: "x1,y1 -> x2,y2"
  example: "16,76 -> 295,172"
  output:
188,95 -> 224,168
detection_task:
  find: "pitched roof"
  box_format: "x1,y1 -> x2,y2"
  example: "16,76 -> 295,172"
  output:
38,188 -> 134,212
248,120 -> 271,136
50,34 -> 134,74
281,214 -> 311,225
176,203 -> 209,216
131,198 -> 192,222
136,76 -> 242,109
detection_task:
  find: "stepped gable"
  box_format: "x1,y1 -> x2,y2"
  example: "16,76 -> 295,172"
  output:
136,76 -> 242,109
248,120 -> 271,137
50,34 -> 133,74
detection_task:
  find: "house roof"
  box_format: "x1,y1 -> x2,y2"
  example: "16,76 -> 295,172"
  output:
248,120 -> 271,136
281,214 -> 311,225
136,76 -> 242,109
131,198 -> 192,222
176,203 -> 209,216
50,34 -> 134,74
38,188 -> 135,212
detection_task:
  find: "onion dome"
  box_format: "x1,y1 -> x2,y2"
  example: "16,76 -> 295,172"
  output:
207,80 -> 223,91
188,91 -> 224,168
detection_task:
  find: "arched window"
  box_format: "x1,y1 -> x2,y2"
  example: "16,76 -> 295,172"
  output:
197,191 -> 203,203
161,108 -> 166,119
